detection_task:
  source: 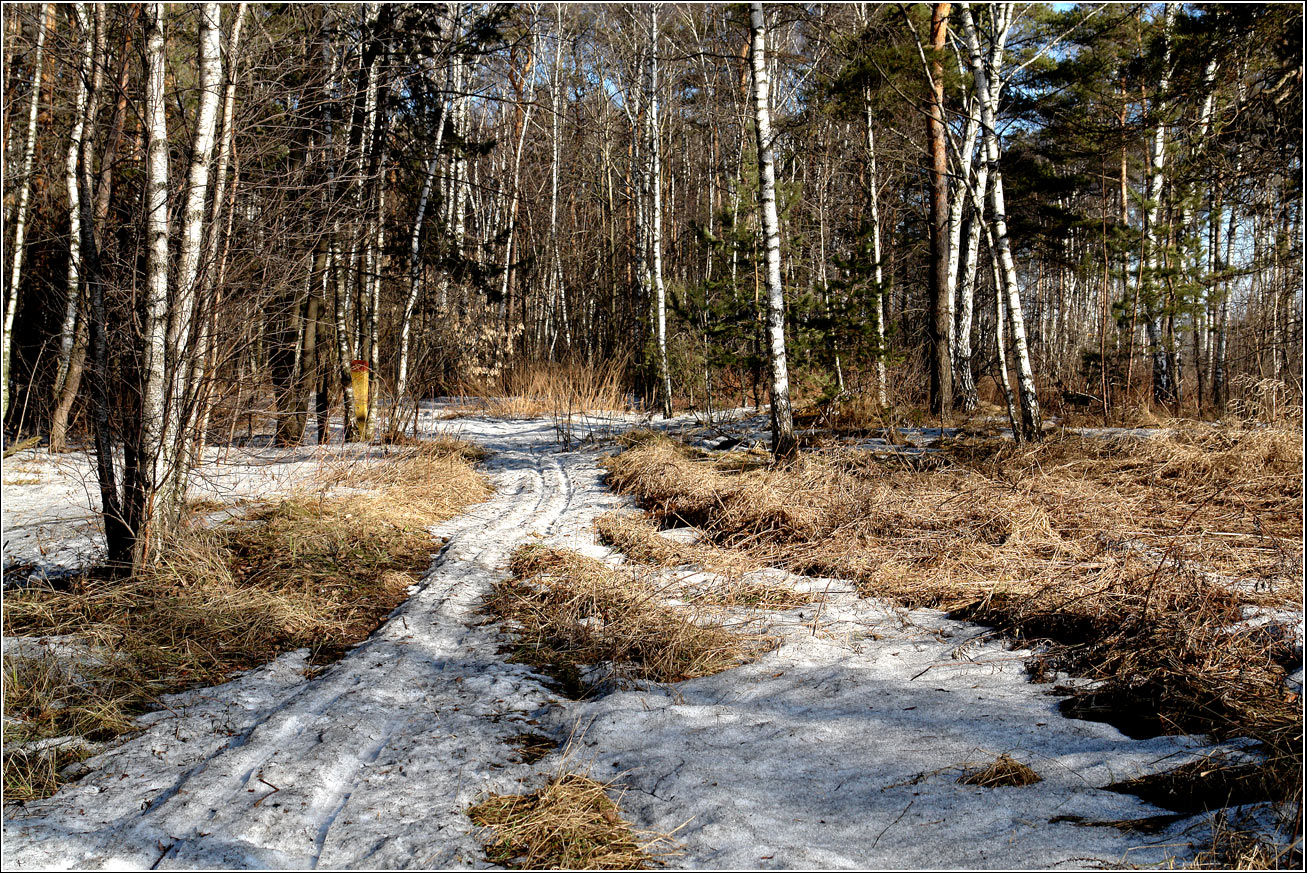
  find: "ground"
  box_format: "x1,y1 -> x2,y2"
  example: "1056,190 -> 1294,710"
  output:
1,406 -> 1299,869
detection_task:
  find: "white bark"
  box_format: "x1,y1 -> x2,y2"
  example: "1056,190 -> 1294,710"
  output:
187,2 -> 246,461
749,2 -> 795,458
54,5 -> 91,399
3,3 -> 49,421
546,3 -> 565,353
1182,56 -> 1218,407
648,5 -> 672,417
136,1 -> 172,561
961,2 -> 1041,439
158,2 -> 222,499
864,95 -> 887,408
1142,3 -> 1178,403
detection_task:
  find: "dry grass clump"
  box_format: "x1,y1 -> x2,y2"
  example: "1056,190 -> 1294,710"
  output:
468,773 -> 665,869
594,512 -> 734,571
317,435 -> 491,522
504,732 -> 557,765
3,439 -> 489,802
486,545 -> 766,696
957,753 -> 1042,787
594,514 -> 808,610
447,358 -> 630,419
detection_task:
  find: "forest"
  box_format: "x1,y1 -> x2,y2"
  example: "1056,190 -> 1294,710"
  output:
1,3 -> 1303,870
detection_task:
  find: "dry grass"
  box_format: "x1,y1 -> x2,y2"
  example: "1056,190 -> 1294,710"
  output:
594,513 -> 809,610
600,423 -> 1303,818
3,439 -> 490,802
1190,810 -> 1304,870
485,545 -> 768,696
468,773 -> 666,869
957,753 -> 1042,787
445,358 -> 630,420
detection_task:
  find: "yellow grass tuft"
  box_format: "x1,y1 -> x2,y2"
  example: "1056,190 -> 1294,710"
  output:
957,753 -> 1042,787
486,545 -> 768,696
468,773 -> 669,869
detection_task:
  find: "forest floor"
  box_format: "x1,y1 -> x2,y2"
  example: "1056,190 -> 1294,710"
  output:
1,404 -> 1301,869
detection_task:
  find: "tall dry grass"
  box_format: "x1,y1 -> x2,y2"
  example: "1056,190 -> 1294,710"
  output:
446,357 -> 631,419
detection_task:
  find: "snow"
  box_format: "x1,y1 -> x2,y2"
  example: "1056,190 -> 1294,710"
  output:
3,442 -> 360,588
2,410 -> 1297,868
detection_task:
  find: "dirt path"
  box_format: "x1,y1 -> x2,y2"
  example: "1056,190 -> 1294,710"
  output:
4,416 -> 1219,869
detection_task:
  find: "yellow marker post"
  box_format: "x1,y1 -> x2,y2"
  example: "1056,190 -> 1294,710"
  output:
351,359 -> 370,440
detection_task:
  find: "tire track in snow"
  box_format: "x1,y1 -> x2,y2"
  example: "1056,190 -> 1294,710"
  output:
3,420 -> 619,871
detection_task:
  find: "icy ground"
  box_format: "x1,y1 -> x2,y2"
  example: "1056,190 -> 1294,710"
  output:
0,410 -> 1286,868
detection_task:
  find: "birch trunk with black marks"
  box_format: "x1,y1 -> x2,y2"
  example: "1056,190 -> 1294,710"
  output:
950,86 -> 984,413
187,3 -> 246,460
3,3 -> 48,423
129,1 -> 173,568
961,2 -> 1041,440
749,2 -> 795,459
159,2 -> 223,505
49,3 -> 104,453
1142,3 -> 1178,405
53,5 -> 91,405
648,5 -> 673,418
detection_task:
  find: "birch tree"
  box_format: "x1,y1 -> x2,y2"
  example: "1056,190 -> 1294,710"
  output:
160,2 -> 223,502
749,2 -> 796,459
648,4 -> 673,418
1141,3 -> 1179,405
128,0 -> 174,567
52,5 -> 91,406
960,2 -> 1042,440
2,3 -> 47,423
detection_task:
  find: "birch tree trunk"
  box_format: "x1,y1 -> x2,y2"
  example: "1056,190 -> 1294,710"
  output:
50,4 -> 103,453
951,89 -> 984,413
987,223 -> 1020,440
961,2 -> 1041,440
159,2 -> 223,503
185,3 -> 246,457
53,5 -> 91,402
749,2 -> 796,459
1182,57 -> 1218,411
1142,3 -> 1178,405
860,75 -> 888,407
648,5 -> 673,418
130,0 -> 173,568
2,3 -> 48,423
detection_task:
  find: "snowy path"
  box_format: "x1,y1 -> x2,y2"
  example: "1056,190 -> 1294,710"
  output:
5,415 -> 1218,868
